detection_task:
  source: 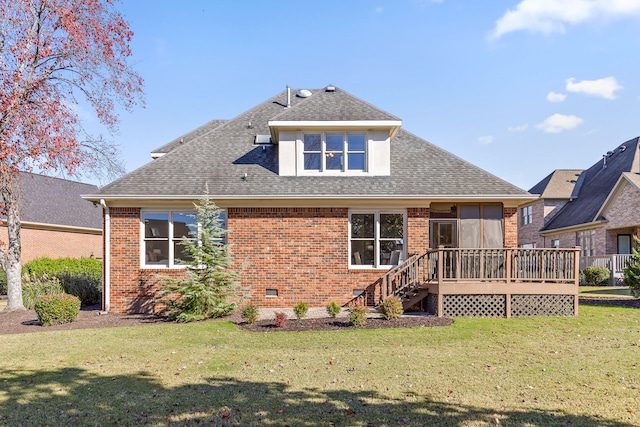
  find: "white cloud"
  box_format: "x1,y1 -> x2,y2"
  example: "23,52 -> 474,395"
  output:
565,76 -> 622,99
508,124 -> 528,132
478,135 -> 494,144
536,113 -> 583,133
547,92 -> 567,102
490,0 -> 640,39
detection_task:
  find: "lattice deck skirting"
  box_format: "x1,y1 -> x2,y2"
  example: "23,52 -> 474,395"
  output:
426,294 -> 576,317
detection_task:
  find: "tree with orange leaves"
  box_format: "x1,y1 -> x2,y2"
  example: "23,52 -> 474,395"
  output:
0,0 -> 143,311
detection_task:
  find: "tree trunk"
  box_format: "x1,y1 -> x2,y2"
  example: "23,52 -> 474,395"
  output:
1,174 -> 24,312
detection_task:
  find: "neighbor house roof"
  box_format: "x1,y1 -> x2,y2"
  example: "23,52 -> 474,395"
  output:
87,86 -> 531,202
1,172 -> 102,230
151,119 -> 228,157
528,169 -> 583,199
541,137 -> 640,232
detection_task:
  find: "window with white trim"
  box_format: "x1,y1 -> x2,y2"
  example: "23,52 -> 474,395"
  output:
142,210 -> 227,267
521,205 -> 532,225
303,132 -> 366,172
349,211 -> 405,268
576,230 -> 596,257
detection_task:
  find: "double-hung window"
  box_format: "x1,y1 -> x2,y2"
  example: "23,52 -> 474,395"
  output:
303,133 -> 366,172
142,210 -> 227,267
349,211 -> 405,268
521,205 -> 532,225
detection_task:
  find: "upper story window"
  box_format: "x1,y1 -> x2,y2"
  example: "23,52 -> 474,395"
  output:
521,205 -> 533,225
141,210 -> 227,268
303,133 -> 366,172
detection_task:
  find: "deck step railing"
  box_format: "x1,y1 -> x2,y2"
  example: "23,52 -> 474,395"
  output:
373,248 -> 580,304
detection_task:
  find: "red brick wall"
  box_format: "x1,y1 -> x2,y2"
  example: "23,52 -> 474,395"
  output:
504,207 -> 518,247
0,225 -> 102,262
107,204 -> 515,313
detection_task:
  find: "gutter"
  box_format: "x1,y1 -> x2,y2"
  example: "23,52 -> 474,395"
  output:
100,199 -> 110,313
539,219 -> 608,235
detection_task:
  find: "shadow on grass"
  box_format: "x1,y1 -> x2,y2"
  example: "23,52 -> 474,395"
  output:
0,367 -> 633,426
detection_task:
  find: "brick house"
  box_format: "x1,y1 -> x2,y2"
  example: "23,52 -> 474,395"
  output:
519,137 -> 640,283
1,172 -> 102,262
86,85 -> 579,317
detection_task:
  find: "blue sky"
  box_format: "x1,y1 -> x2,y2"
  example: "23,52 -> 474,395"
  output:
101,0 -> 640,190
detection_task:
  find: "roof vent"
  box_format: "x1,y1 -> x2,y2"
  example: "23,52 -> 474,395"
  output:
296,89 -> 312,98
607,150 -> 615,157
254,134 -> 272,144
620,145 -> 627,152
325,85 -> 336,92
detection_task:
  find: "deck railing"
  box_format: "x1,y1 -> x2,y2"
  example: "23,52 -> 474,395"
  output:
580,254 -> 631,279
373,248 -> 580,304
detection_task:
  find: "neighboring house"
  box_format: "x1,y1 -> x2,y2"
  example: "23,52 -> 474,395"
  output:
1,172 -> 102,262
85,85 -> 579,317
520,137 -> 640,282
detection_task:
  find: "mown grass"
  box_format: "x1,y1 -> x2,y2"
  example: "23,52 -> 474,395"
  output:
0,305 -> 639,426
579,285 -> 633,298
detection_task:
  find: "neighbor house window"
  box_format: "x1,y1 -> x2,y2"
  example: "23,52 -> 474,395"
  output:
576,230 -> 596,257
141,210 -> 227,267
350,211 -> 405,268
303,133 -> 366,172
521,205 -> 533,225
552,239 -> 560,248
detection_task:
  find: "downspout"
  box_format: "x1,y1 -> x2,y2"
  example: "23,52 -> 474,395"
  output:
100,199 -> 110,313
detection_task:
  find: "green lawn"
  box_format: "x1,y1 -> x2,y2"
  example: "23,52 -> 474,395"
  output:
1,305 -> 639,426
579,286 -> 634,298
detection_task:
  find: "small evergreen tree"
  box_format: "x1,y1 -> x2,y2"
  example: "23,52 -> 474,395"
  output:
157,195 -> 247,321
623,236 -> 640,298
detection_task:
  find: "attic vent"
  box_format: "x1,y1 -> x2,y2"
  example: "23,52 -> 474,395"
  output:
325,85 -> 336,92
607,150 -> 615,157
620,145 -> 627,152
254,134 -> 272,144
296,89 -> 312,98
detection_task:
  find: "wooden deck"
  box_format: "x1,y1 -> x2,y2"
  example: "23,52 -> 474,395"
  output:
370,248 -> 580,318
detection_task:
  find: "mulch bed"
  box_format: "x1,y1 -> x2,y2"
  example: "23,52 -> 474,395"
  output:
0,298 -> 636,335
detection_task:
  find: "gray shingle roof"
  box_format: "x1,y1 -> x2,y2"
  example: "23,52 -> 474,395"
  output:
528,169 -> 583,198
541,137 -> 640,231
91,86 -> 529,200
151,119 -> 228,155
2,172 -> 102,229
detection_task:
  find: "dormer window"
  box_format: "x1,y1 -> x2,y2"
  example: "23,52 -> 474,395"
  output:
302,133 -> 366,172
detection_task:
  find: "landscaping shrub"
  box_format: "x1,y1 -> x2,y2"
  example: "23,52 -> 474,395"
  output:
23,257 -> 102,305
34,293 -> 81,326
326,301 -> 341,318
274,311 -> 287,328
623,236 -> 640,297
157,196 -> 248,322
582,265 -> 611,286
379,296 -> 404,320
22,273 -> 64,309
0,268 -> 6,295
293,301 -> 309,320
347,305 -> 368,327
241,304 -> 259,324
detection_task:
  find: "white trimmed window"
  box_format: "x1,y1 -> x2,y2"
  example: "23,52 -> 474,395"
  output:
141,210 -> 227,267
349,211 -> 406,268
521,205 -> 533,225
303,132 -> 366,172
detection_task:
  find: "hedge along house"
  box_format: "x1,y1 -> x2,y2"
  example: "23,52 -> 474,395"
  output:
85,85 -> 580,317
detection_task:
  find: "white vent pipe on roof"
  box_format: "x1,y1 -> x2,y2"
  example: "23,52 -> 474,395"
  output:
286,85 -> 291,108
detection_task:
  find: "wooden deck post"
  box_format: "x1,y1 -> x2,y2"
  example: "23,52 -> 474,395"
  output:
574,248 -> 580,316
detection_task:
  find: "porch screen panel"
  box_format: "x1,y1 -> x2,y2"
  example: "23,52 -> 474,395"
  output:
483,205 -> 504,248
460,205 -> 480,248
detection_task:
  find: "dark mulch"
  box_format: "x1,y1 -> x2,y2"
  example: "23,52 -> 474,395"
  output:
237,315 -> 453,332
579,297 -> 640,308
1,298 -> 637,335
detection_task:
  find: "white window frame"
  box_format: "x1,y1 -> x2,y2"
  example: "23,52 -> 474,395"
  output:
140,209 -> 227,269
348,210 -> 407,269
299,132 -> 368,175
521,205 -> 533,225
